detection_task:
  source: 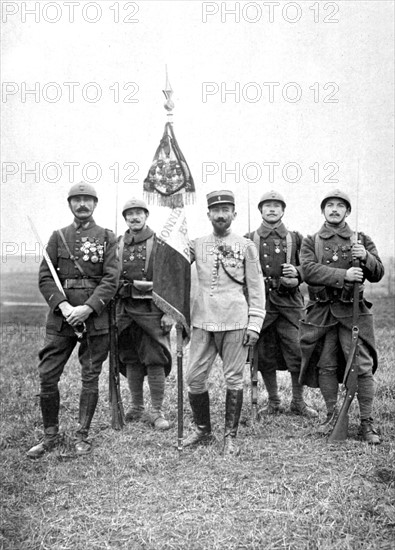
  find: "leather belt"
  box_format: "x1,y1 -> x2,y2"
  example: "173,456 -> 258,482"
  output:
62,278 -> 98,289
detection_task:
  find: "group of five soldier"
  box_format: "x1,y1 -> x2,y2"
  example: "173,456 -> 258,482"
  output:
26,182 -> 384,459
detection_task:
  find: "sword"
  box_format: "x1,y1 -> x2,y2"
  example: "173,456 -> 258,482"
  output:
27,216 -> 86,340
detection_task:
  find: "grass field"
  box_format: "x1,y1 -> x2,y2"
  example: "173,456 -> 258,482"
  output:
0,272 -> 394,550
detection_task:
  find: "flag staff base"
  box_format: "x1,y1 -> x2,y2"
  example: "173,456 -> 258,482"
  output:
176,323 -> 184,454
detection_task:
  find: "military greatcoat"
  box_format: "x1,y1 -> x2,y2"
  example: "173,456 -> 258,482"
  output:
246,222 -> 304,372
299,222 -> 384,388
116,226 -> 172,376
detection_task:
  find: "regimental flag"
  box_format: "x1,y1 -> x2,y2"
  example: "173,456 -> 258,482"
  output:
153,207 -> 191,340
143,122 -> 195,208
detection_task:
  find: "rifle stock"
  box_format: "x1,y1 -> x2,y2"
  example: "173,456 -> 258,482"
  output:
109,298 -> 125,430
249,347 -> 258,422
328,251 -> 360,442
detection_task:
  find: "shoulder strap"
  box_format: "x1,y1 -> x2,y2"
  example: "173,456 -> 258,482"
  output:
58,229 -> 87,277
285,232 -> 294,264
219,259 -> 244,285
145,235 -> 154,276
252,231 -> 260,262
314,233 -> 324,264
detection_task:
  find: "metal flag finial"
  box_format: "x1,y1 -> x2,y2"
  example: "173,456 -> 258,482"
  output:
163,64 -> 174,114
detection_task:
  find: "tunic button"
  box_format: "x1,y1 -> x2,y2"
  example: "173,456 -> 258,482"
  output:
263,243 -> 267,246
76,240 -> 80,243
263,254 -> 268,258
124,259 -> 127,263
266,264 -> 270,268
76,231 -> 81,235
123,271 -> 127,274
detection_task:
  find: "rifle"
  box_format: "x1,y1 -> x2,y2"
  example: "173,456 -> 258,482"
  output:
248,347 -> 258,423
108,298 -> 125,430
328,241 -> 360,442
246,181 -> 259,423
27,216 -> 86,340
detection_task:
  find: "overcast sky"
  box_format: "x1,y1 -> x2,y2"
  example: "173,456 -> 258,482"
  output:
1,1 -> 394,262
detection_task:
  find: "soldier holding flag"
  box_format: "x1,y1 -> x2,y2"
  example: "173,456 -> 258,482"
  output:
116,198 -> 174,430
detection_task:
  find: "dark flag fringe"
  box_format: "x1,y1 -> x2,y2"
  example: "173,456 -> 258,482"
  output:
144,122 -> 195,208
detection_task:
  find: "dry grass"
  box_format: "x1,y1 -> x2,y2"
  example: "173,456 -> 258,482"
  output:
1,274 -> 394,550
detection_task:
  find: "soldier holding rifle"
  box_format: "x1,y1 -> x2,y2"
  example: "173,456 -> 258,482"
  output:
27,183 -> 119,458
184,190 -> 266,456
246,191 -> 318,418
299,190 -> 384,444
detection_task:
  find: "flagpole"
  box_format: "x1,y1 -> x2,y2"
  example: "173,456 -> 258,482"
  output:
163,66 -> 184,454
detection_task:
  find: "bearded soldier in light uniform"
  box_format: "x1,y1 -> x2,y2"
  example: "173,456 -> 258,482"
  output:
299,190 -> 384,444
246,191 -> 318,418
27,183 -> 119,458
185,190 -> 266,456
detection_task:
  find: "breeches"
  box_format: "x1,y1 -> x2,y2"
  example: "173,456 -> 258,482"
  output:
258,316 -> 301,373
317,324 -> 373,376
187,328 -> 248,393
38,332 -> 109,393
118,321 -> 168,369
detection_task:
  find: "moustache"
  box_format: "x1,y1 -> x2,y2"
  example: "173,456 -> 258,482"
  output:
214,218 -> 226,223
77,207 -> 90,212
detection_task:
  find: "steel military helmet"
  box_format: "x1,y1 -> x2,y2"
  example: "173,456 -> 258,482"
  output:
320,189 -> 352,212
122,198 -> 149,218
258,190 -> 286,211
67,182 -> 98,202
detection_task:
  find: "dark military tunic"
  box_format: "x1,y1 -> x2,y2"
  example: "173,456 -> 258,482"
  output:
247,222 -> 304,373
299,222 -> 384,387
40,219 -> 118,335
38,218 -> 119,392
116,226 -> 172,376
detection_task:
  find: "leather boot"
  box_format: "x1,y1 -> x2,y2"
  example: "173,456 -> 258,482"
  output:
261,369 -> 284,413
26,391 -> 60,459
359,418 -> 381,445
184,391 -> 212,447
75,390 -> 98,456
223,389 -> 243,457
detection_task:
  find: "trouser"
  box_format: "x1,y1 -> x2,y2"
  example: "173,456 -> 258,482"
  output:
186,328 -> 248,393
257,318 -> 303,404
126,364 -> 166,413
317,324 -> 375,420
38,332 -> 109,394
37,332 -> 108,433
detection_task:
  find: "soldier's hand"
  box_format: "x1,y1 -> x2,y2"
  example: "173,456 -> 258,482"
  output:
351,243 -> 367,261
281,263 -> 298,278
243,329 -> 259,347
345,267 -> 364,282
65,305 -> 93,326
58,301 -> 74,318
160,314 -> 174,334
